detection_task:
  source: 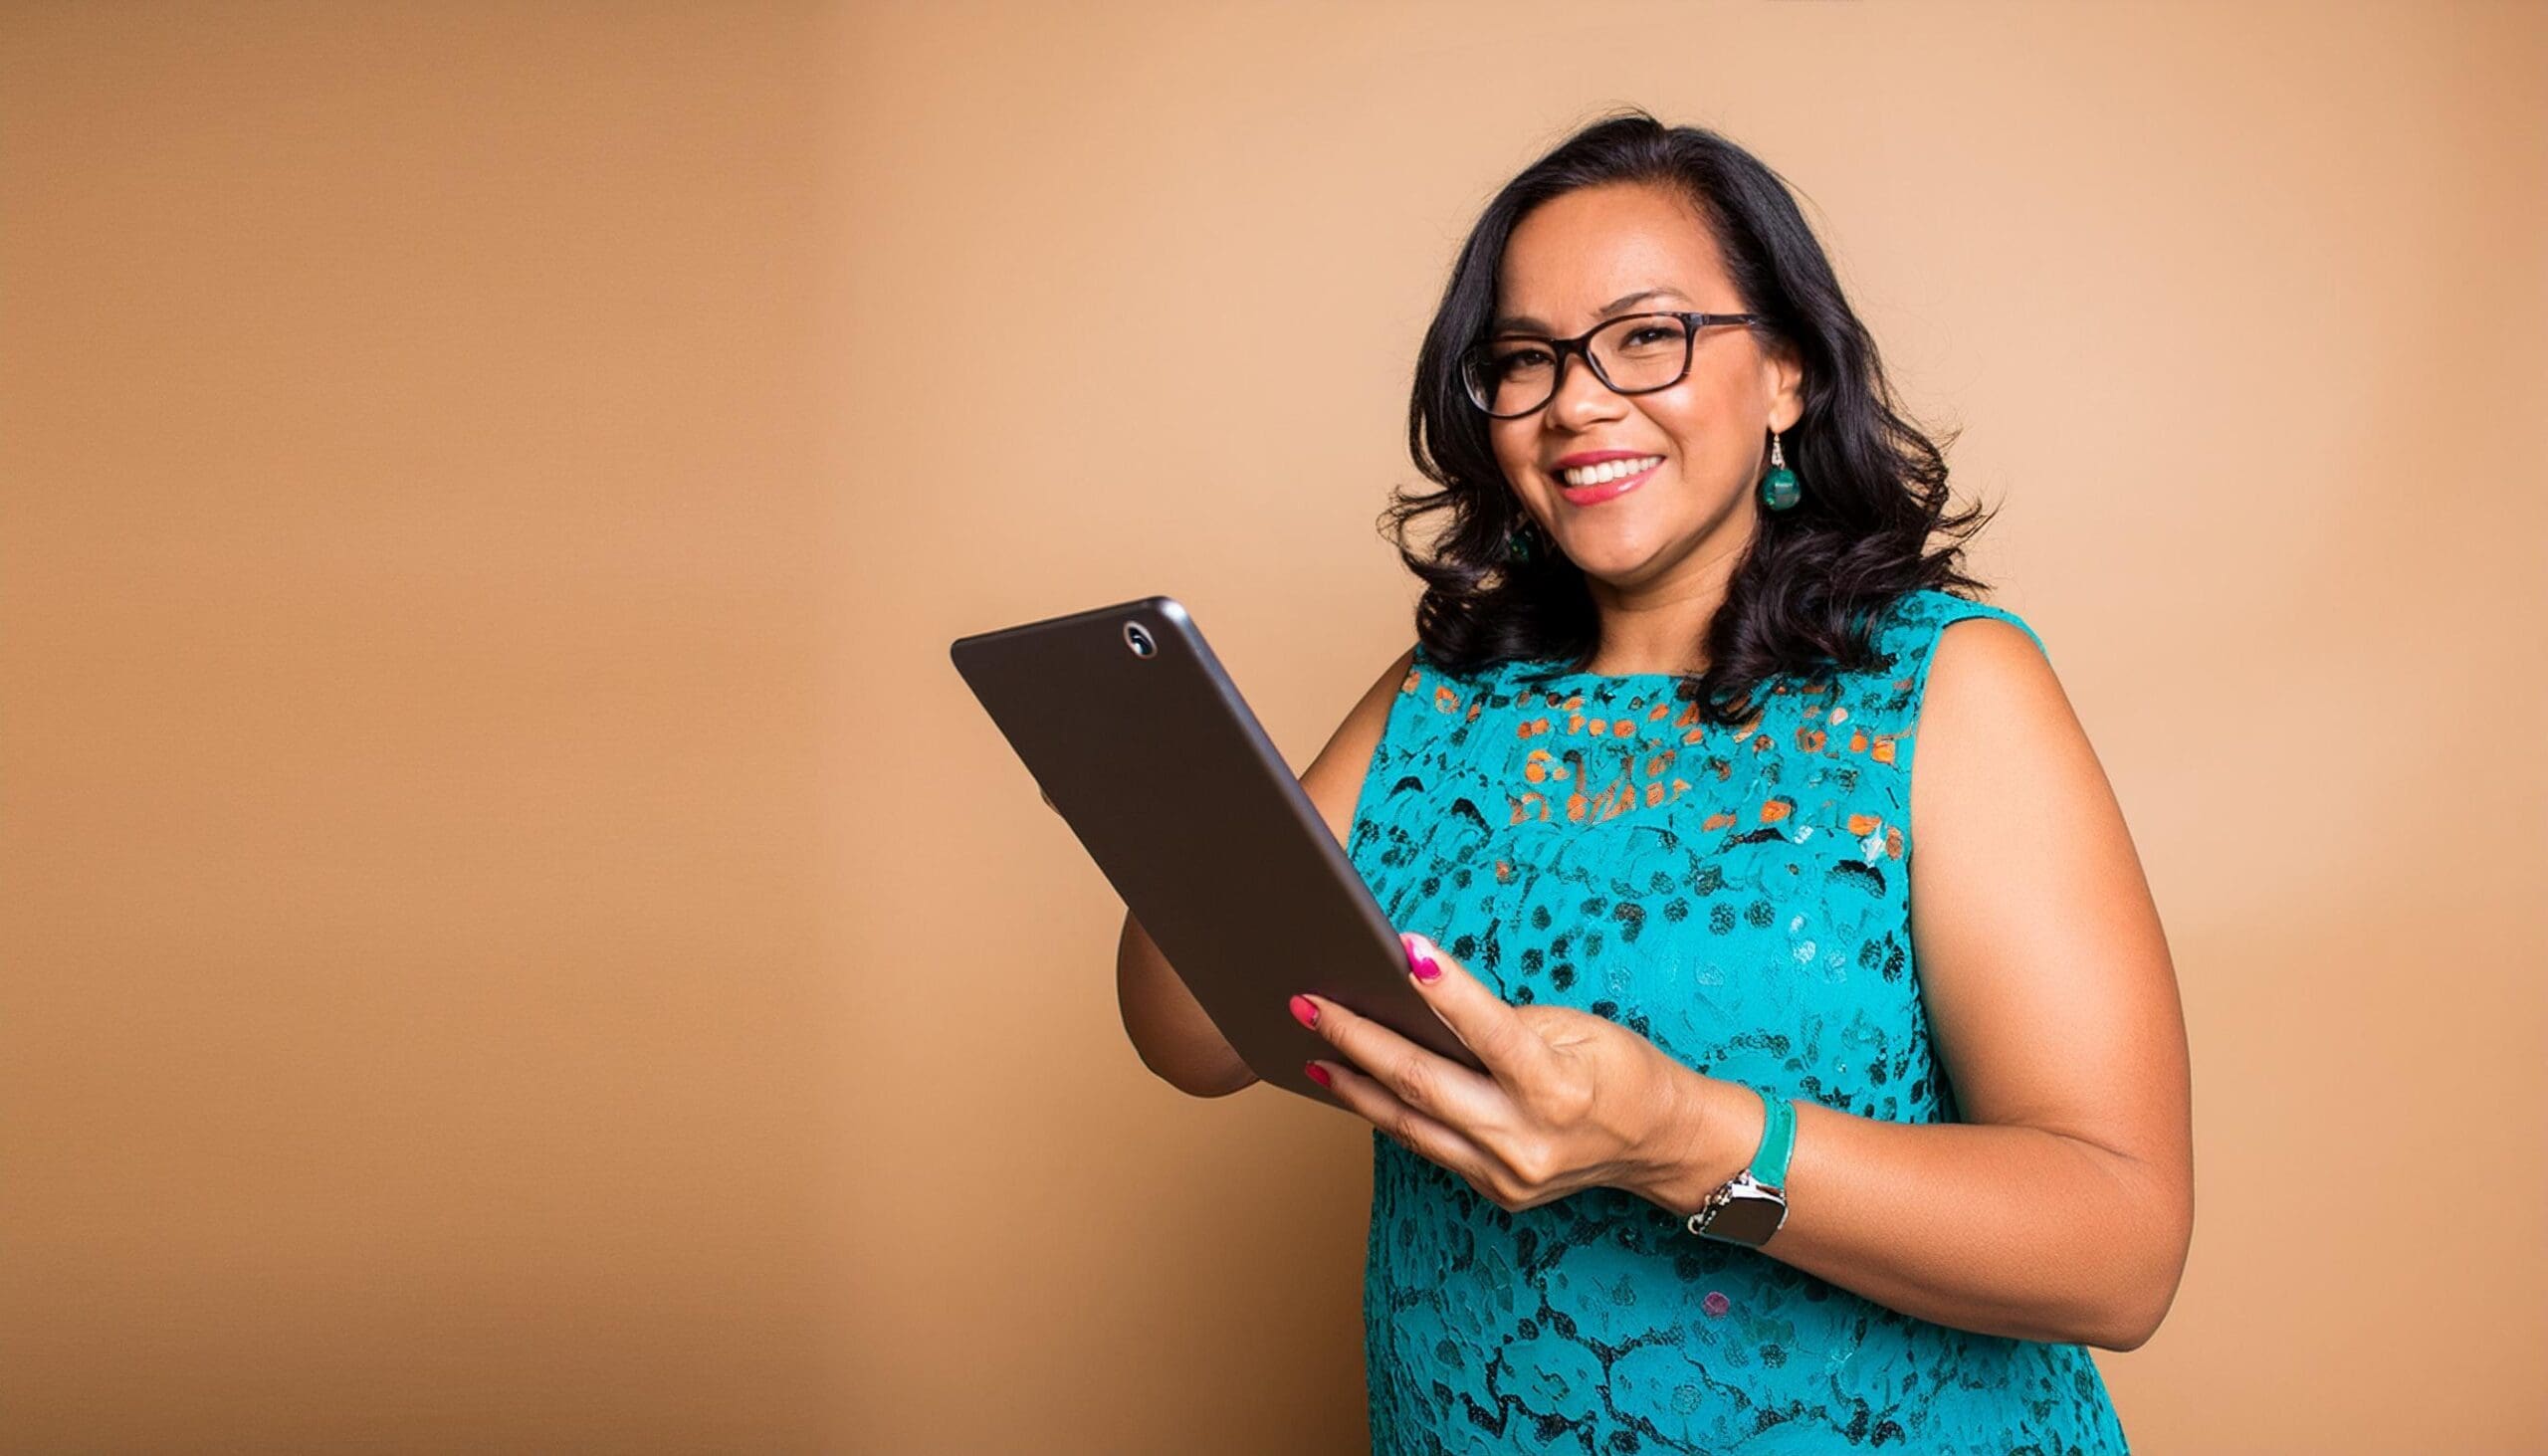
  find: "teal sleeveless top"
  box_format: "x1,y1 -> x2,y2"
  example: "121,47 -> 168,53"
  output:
1342,588 -> 2128,1454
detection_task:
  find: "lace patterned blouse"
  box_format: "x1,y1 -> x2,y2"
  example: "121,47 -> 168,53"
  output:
1341,588 -> 2129,1454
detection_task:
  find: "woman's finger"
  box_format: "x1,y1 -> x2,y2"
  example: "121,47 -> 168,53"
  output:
1308,1055 -> 1507,1199
1294,990 -> 1509,1133
1397,932 -> 1568,1105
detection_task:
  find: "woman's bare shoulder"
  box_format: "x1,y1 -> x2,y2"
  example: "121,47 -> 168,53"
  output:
1297,644 -> 1419,847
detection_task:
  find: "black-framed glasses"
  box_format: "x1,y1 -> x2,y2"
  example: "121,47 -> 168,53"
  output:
1460,311 -> 1769,418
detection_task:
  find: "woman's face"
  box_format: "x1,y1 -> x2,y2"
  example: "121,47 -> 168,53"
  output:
1487,181 -> 1803,591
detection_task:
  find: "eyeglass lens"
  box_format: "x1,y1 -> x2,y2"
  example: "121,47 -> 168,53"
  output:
1465,315 -> 1694,416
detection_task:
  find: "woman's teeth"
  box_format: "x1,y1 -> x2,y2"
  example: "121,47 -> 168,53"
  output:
1560,455 -> 1662,487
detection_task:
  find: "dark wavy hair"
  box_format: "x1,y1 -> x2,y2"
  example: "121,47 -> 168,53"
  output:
1383,109 -> 1994,723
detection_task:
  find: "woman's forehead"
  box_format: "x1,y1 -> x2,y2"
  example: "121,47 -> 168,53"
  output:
1497,183 -> 1731,325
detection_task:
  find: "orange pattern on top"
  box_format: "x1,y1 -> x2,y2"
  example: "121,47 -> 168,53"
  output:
1396,603 -> 1966,863
1406,657 -> 1885,834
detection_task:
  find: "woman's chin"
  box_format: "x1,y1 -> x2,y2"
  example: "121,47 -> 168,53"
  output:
1556,529 -> 1662,580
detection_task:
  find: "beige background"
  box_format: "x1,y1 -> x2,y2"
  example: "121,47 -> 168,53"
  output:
4,1 -> 2542,1451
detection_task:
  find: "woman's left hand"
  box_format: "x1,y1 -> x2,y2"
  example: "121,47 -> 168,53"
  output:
1293,931 -> 1701,1213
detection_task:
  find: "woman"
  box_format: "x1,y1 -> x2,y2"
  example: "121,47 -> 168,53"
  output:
1116,110 -> 2191,1453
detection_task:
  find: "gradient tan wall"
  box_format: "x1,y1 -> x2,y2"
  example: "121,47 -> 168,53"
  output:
4,2 -> 2540,1452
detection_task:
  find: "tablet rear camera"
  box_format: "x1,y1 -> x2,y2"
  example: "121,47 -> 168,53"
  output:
1123,621 -> 1157,658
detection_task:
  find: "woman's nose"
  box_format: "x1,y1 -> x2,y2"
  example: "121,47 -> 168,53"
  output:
1547,349 -> 1626,425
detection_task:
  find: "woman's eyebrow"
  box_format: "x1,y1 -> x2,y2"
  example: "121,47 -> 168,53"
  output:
1492,287 -> 1690,334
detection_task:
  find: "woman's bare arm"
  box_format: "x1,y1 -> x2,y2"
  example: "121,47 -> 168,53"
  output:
1116,912 -> 1255,1097
1625,619 -> 2195,1349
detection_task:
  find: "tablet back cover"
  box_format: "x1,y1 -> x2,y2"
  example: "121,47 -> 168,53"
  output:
950,595 -> 1477,1100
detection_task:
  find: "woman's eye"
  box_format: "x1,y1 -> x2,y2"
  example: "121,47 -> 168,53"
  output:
1495,348 -> 1554,374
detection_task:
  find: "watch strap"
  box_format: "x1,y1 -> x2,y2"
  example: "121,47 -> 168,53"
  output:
1747,1085 -> 1796,1189
1683,1086 -> 1799,1243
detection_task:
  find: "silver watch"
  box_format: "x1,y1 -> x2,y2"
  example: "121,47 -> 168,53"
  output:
1684,1086 -> 1797,1247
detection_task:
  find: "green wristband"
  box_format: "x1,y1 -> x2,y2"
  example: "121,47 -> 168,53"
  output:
1748,1086 -> 1796,1188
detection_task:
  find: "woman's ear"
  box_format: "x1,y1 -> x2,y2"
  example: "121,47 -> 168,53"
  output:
1765,337 -> 1807,432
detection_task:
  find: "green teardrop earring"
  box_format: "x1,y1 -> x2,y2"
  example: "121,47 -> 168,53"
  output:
1507,518 -> 1537,562
1760,427 -> 1802,512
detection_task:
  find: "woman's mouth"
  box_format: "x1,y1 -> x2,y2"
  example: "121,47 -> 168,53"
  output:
1557,454 -> 1662,506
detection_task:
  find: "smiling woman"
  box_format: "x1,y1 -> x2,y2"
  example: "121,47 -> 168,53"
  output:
1389,115 -> 1996,696
1254,110 -> 2193,1452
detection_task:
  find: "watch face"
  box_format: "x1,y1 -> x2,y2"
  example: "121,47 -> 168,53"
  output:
1706,1191 -> 1786,1246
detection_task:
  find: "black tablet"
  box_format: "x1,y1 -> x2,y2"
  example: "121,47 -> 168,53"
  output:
950,595 -> 1483,1104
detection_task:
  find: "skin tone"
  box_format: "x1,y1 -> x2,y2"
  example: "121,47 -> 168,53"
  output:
1289,180 -> 2195,1352
1488,181 -> 1801,675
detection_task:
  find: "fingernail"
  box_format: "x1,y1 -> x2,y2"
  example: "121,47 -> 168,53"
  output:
1289,994 -> 1319,1029
1304,1061 -> 1332,1088
1402,935 -> 1440,983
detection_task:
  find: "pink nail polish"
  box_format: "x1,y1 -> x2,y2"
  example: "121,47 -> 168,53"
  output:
1403,936 -> 1441,982
1304,1061 -> 1332,1088
1289,994 -> 1319,1029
